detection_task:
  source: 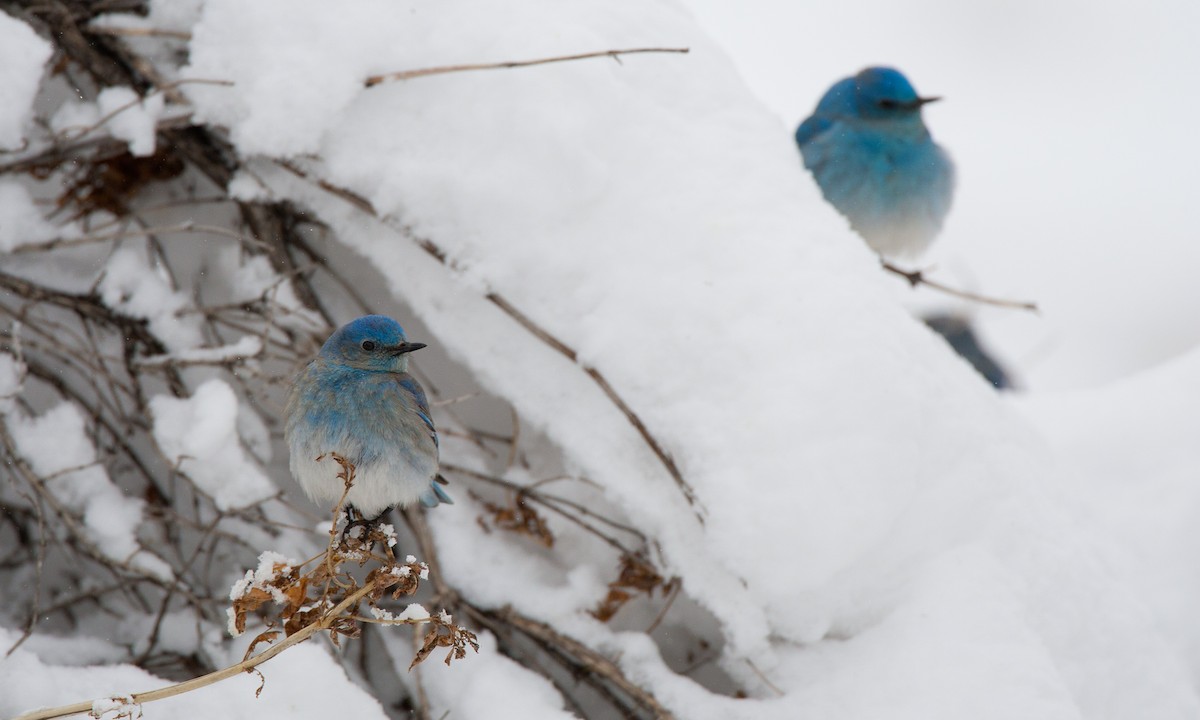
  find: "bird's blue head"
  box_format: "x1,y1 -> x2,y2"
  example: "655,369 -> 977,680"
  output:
850,66 -> 940,121
319,315 -> 426,373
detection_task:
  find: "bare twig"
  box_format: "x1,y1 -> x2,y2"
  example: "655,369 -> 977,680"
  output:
882,261 -> 1039,313
744,659 -> 785,697
365,47 -> 690,87
87,26 -> 192,41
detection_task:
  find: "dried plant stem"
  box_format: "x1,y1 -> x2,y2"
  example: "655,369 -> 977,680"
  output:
10,581 -> 379,720
881,261 -> 1039,313
87,26 -> 192,41
365,47 -> 689,87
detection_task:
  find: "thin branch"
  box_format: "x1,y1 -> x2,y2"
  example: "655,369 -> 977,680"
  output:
365,47 -> 690,87
645,578 -> 680,635
881,261 -> 1039,313
87,26 -> 192,41
744,659 -> 785,697
12,222 -> 272,254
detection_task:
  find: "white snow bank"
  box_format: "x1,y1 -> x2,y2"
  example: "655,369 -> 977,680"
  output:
1014,345 -> 1200,684
151,378 -> 277,511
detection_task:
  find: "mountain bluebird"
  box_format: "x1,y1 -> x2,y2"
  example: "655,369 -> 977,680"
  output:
285,315 -> 451,520
795,67 -> 955,260
924,313 -> 1012,390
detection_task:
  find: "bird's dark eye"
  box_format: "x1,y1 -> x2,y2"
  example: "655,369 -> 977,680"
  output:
361,340 -> 376,351
878,99 -> 899,109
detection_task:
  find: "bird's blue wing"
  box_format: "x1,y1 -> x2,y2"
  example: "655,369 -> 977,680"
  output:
396,373 -> 453,507
795,114 -> 832,147
797,77 -> 857,147
396,373 -> 437,448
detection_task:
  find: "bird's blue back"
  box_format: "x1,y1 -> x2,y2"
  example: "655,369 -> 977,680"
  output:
289,361 -> 435,471
796,67 -> 955,259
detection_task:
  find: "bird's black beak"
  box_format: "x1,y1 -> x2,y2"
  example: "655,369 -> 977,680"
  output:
915,95 -> 942,107
392,342 -> 427,355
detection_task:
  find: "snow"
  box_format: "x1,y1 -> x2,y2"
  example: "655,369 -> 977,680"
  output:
1013,346 -> 1200,679
228,551 -> 296,605
96,86 -> 165,157
139,335 -> 263,367
183,0 -> 393,156
52,86 -> 166,157
0,182 -> 61,252
98,247 -> 204,351
418,631 -> 575,720
90,0 -> 203,35
91,696 -> 142,720
0,13 -> 50,149
208,246 -> 325,332
227,551 -> 298,635
150,379 -> 278,511
2,0 -> 1198,718
371,603 -> 430,623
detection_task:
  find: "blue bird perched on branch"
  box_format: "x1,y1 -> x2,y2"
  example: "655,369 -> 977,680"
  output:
285,315 -> 451,521
796,66 -> 955,260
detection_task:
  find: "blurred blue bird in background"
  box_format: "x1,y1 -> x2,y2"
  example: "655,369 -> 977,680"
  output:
285,315 -> 451,521
796,67 -> 955,260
